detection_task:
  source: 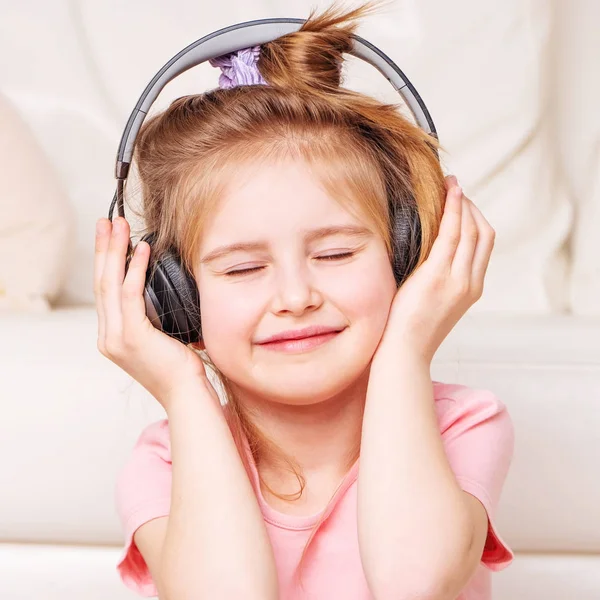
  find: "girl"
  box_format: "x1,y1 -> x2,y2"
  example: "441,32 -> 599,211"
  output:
95,3 -> 514,599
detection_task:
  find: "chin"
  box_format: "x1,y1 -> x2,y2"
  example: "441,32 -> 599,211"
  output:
268,386 -> 338,406
256,366 -> 366,406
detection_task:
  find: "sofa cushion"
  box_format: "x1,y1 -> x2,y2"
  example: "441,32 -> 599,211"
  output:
1,544 -> 598,600
0,0 -> 573,312
554,0 -> 600,315
0,309 -> 598,554
0,92 -> 75,311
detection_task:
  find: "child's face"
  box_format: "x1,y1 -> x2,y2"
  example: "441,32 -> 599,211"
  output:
195,158 -> 397,406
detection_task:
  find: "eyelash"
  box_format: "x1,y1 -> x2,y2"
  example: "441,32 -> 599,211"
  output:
224,252 -> 356,277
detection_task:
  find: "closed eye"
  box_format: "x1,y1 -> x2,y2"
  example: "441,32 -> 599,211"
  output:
224,266 -> 265,277
317,252 -> 355,261
224,252 -> 356,277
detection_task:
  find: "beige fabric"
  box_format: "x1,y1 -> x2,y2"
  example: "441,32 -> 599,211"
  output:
554,0 -> 600,315
0,92 -> 75,311
353,0 -> 572,313
1,309 -> 599,598
1,309 -> 599,551
0,0 -> 577,311
1,545 -> 599,600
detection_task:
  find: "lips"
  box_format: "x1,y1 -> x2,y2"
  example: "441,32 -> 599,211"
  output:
256,325 -> 345,344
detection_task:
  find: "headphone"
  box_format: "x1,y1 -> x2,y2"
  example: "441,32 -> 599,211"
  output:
108,17 -> 439,345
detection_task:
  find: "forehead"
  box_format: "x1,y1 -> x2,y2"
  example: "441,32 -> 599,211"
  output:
202,158 -> 368,242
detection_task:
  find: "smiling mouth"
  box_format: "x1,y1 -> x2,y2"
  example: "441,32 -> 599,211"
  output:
257,329 -> 344,353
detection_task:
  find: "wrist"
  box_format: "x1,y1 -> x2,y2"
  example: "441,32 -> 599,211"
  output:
161,378 -> 222,415
373,336 -> 432,371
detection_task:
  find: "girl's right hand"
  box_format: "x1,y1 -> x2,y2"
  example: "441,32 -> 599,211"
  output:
94,216 -> 218,413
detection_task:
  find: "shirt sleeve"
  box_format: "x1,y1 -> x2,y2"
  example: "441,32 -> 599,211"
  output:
433,381 -> 515,571
114,419 -> 173,597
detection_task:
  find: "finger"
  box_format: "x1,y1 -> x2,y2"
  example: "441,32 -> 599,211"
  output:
94,218 -> 111,346
444,174 -> 458,191
468,201 -> 496,287
101,216 -> 129,339
426,182 -> 463,269
450,195 -> 478,282
122,241 -> 151,336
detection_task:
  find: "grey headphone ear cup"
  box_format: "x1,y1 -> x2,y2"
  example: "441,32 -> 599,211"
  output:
391,204 -> 422,287
140,233 -> 202,344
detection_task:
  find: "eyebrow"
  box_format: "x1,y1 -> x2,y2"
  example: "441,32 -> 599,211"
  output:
200,225 -> 373,264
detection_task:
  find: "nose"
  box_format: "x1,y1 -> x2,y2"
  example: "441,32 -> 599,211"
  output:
270,260 -> 323,316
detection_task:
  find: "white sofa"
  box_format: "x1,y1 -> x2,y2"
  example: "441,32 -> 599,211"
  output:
1,1 -> 599,599
2,310 -> 599,599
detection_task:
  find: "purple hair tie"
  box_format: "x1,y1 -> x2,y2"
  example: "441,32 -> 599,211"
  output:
209,45 -> 268,89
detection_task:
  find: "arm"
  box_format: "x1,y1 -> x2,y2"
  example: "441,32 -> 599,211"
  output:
94,217 -> 278,598
143,382 -> 279,600
358,177 -> 499,599
358,353 -> 488,600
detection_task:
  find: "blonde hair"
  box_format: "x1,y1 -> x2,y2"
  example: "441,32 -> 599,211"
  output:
127,0 -> 446,585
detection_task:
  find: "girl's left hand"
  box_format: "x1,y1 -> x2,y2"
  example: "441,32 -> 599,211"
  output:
376,175 -> 496,365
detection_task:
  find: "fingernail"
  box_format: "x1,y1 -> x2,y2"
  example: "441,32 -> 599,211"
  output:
96,219 -> 106,235
113,218 -> 122,234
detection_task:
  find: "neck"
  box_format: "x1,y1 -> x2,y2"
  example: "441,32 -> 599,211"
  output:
231,367 -> 370,483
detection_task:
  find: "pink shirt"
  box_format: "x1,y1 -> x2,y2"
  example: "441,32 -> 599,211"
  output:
115,381 -> 514,599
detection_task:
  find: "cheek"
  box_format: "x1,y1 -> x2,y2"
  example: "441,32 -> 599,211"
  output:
351,267 -> 398,363
197,279 -> 259,358
333,253 -> 397,327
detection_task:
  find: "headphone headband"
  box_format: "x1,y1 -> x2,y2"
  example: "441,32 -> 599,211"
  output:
113,18 -> 436,189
